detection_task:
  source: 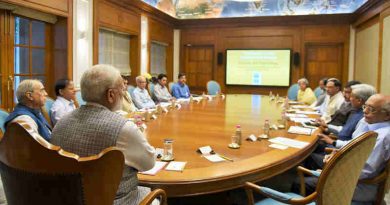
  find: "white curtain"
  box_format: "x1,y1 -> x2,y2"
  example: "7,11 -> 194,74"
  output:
150,42 -> 167,76
98,29 -> 131,75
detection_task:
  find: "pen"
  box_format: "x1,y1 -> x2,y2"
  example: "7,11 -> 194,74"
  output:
218,154 -> 234,162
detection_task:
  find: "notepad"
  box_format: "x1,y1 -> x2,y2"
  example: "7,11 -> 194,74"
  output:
139,161 -> 167,175
286,113 -> 308,118
292,105 -> 311,109
288,126 -> 313,135
165,161 -> 187,172
290,117 -> 315,123
198,146 -> 213,154
269,143 -> 289,150
203,154 -> 226,162
295,110 -> 320,115
269,137 -> 309,149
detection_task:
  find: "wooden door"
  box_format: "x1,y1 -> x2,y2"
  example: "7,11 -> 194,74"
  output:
305,44 -> 343,88
183,45 -> 214,93
0,11 -> 52,111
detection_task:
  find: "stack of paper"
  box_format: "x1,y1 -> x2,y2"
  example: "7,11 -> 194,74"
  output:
165,161 -> 187,172
295,110 -> 320,115
286,113 -> 308,118
287,126 -> 313,135
203,154 -> 226,162
269,137 -> 309,149
139,161 -> 167,175
292,105 -> 311,109
290,117 -> 315,123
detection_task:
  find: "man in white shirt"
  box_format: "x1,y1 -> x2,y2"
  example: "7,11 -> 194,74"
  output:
50,79 -> 76,125
51,65 -> 156,205
318,78 -> 345,123
132,76 -> 156,109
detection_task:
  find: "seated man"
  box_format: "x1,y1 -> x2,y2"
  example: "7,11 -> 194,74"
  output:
317,78 -> 345,123
171,73 -> 190,99
50,79 -> 76,125
4,79 -> 52,141
51,65 -> 156,205
319,80 -> 361,134
132,75 -> 156,109
154,73 -> 174,102
312,78 -> 328,107
309,84 -> 375,157
297,78 -> 316,105
295,94 -> 390,204
121,75 -> 138,114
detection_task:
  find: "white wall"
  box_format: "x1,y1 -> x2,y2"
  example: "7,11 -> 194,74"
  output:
73,0 -> 93,87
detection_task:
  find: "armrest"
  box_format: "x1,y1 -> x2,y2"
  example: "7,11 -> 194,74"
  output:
139,189 -> 167,205
359,171 -> 387,185
296,166 -> 321,196
245,182 -> 317,205
324,147 -> 337,154
328,133 -> 338,140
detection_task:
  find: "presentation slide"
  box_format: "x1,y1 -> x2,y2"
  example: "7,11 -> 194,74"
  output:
226,49 -> 291,86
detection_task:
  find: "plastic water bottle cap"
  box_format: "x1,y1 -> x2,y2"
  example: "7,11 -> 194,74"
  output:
236,125 -> 241,128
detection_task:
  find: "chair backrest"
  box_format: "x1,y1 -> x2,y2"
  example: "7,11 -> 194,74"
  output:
0,121 -> 124,205
314,87 -> 324,98
168,82 -> 174,93
127,85 -> 135,95
0,108 -> 9,133
75,90 -> 86,106
287,83 -> 299,100
315,131 -> 378,205
41,97 -> 54,127
207,80 -> 221,95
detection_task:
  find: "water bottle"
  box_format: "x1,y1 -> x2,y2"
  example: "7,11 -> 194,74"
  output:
264,120 -> 270,136
235,125 -> 242,145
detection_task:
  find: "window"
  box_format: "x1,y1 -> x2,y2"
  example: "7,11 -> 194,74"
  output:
150,42 -> 167,76
98,29 -> 131,75
14,16 -> 48,97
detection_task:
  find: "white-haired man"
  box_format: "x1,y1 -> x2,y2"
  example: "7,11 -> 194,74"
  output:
132,75 -> 156,109
4,79 -> 52,141
51,65 -> 156,205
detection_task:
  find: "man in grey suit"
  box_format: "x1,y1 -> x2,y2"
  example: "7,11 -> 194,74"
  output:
51,64 -> 156,205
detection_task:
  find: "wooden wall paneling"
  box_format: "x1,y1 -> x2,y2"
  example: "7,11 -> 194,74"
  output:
128,36 -> 139,86
302,25 -> 350,85
97,1 -> 140,34
53,17 -> 68,86
148,16 -> 174,80
4,0 -> 69,17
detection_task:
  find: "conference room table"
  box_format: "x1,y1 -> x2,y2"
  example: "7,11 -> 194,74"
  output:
138,94 -> 319,197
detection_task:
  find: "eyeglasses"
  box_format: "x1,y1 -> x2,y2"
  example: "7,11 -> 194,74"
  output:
362,104 -> 382,113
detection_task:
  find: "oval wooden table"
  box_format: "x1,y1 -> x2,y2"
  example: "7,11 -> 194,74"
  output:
139,94 -> 318,197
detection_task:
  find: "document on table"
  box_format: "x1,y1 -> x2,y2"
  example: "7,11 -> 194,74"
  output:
295,110 -> 320,115
165,161 -> 187,172
269,137 -> 310,149
139,161 -> 167,175
203,154 -> 226,162
292,105 -> 311,109
269,143 -> 289,150
286,113 -> 308,118
159,102 -> 171,108
288,126 -> 314,135
290,117 -> 315,123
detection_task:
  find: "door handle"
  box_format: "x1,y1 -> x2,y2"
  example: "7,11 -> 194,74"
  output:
7,76 -> 13,91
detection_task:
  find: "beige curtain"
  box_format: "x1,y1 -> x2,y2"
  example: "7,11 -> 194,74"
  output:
150,42 -> 167,76
98,29 -> 131,75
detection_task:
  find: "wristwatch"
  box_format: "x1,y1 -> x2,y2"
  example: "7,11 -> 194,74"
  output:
332,140 -> 337,147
